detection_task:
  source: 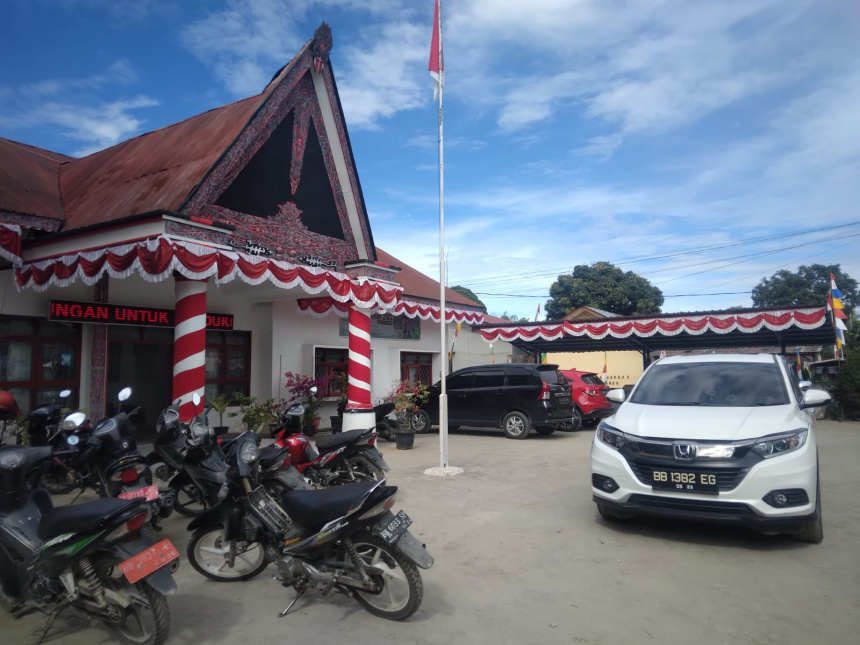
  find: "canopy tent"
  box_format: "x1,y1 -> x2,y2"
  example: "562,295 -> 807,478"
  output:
477,306 -> 835,367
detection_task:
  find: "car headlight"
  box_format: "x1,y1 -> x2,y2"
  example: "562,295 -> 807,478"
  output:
751,429 -> 807,459
239,441 -> 260,463
596,422 -> 626,450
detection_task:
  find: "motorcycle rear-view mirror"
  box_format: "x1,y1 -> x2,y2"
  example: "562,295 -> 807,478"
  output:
59,389 -> 72,399
118,387 -> 132,402
309,386 -> 318,396
192,392 -> 201,407
62,411 -> 86,431
66,434 -> 80,446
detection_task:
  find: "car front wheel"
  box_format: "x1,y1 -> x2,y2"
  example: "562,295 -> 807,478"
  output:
794,481 -> 823,544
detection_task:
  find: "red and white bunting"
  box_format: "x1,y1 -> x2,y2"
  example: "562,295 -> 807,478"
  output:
297,296 -> 484,324
16,236 -> 401,309
0,223 -> 22,267
479,309 -> 828,343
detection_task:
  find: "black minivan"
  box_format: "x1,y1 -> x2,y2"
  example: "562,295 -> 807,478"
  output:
412,363 -> 574,439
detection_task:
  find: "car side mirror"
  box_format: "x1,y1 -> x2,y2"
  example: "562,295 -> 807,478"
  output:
800,388 -> 830,409
606,389 -> 626,403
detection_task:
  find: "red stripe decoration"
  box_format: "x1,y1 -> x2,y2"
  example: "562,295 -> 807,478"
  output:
480,308 -> 829,343
0,224 -> 22,267
346,306 -> 373,411
296,296 -> 484,324
172,278 -> 207,421
16,236 -> 402,309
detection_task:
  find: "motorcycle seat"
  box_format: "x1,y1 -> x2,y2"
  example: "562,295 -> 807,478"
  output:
314,429 -> 371,451
280,481 -> 379,528
259,445 -> 288,469
37,496 -> 138,541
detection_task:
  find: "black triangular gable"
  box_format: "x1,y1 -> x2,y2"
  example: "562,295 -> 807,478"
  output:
215,111 -> 345,240
178,53 -> 373,271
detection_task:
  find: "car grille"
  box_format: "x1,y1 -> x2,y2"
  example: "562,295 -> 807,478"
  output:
628,494 -> 749,516
627,463 -> 750,492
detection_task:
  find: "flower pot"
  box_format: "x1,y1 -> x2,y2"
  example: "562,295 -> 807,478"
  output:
330,415 -> 342,434
394,431 -> 415,450
303,424 -> 316,437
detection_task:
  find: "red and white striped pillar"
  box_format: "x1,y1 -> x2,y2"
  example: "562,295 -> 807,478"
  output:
343,305 -> 375,431
172,277 -> 207,421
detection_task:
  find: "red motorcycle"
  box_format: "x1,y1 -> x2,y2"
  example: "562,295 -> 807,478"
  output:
272,392 -> 390,486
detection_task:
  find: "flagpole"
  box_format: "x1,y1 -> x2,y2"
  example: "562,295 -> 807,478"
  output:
437,0 -> 448,470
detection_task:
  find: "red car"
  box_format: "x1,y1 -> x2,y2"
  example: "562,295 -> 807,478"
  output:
560,369 -> 614,430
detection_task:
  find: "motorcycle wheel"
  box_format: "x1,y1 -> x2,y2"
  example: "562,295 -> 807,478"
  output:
337,455 -> 385,483
187,527 -> 268,582
88,554 -> 171,645
349,532 -> 423,620
171,481 -> 206,517
40,459 -> 77,495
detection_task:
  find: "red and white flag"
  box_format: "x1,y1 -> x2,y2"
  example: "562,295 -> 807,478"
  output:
534,303 -> 541,322
429,0 -> 444,101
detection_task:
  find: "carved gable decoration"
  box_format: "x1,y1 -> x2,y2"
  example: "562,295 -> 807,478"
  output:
179,43 -> 373,271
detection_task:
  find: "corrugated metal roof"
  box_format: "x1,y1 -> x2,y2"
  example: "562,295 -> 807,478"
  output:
0,138 -> 71,220
376,249 -> 482,309
60,96 -> 263,230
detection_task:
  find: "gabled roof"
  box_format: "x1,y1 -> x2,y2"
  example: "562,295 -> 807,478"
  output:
60,96 -> 263,230
376,249 -> 483,310
0,138 -> 71,220
563,306 -> 620,321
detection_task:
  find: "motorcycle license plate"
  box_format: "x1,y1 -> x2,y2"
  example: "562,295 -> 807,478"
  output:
379,510 -> 412,545
118,484 -> 159,502
119,539 -> 179,584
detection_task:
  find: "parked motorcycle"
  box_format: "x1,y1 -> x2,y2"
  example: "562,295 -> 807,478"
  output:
151,393 -> 310,518
185,431 -> 433,620
0,443 -> 178,644
66,388 -> 175,538
330,399 -> 396,440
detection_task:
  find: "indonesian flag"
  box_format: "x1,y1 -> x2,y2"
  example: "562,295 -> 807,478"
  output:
535,303 -> 541,322
429,0 -> 444,101
602,352 -> 608,383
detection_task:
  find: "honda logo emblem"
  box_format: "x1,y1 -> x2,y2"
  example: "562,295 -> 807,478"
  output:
673,443 -> 696,461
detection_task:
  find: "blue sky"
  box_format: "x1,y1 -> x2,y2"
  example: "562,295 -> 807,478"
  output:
2,0 -> 858,320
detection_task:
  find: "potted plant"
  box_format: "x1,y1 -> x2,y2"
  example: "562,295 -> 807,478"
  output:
327,372 -> 349,433
284,372 -> 328,436
207,392 -> 233,435
385,380 -> 430,450
228,392 -> 277,436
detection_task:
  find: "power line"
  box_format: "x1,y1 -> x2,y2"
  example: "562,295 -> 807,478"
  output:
456,220 -> 860,288
474,290 -> 753,298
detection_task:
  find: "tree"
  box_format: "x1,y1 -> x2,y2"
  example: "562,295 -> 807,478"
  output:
545,261 -> 664,320
451,285 -> 485,309
835,346 -> 860,418
751,264 -> 858,311
497,311 -> 526,322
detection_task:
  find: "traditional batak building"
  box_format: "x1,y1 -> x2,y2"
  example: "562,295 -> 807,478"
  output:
0,24 -> 497,435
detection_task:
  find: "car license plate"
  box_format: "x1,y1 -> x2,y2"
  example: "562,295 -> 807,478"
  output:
119,539 -> 179,583
379,510 -> 412,545
652,470 -> 719,494
118,484 -> 159,502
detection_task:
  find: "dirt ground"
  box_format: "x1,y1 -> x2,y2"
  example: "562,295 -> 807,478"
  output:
4,420 -> 859,645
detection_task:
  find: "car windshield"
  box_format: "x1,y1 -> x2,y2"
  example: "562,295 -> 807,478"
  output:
629,362 -> 790,407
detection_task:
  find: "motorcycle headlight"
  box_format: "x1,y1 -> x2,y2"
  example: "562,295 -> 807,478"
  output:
751,429 -> 807,459
596,422 -> 626,450
239,441 -> 260,463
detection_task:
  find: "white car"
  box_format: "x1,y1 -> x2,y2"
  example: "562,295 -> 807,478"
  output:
590,354 -> 831,543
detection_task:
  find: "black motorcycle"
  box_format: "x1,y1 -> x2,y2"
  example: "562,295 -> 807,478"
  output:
151,393 -> 310,518
185,431 -> 433,621
24,389 -> 88,495
69,388 -> 175,537
0,443 -> 178,644
327,400 -> 396,440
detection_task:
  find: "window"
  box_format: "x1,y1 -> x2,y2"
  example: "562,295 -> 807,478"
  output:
401,352 -> 432,385
506,367 -> 533,387
0,317 -> 81,414
473,371 -> 505,388
446,372 -> 473,390
204,331 -> 251,401
314,348 -> 349,398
